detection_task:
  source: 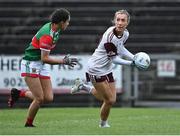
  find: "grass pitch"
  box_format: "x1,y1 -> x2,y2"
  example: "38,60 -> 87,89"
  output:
1,107 -> 180,135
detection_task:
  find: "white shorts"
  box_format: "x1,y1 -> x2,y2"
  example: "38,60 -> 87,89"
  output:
21,59 -> 50,79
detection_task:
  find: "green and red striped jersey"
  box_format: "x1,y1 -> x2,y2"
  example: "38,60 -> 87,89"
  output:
23,22 -> 61,61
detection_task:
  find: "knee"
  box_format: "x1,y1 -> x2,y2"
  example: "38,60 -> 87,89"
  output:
44,95 -> 53,103
105,98 -> 116,106
35,96 -> 44,105
111,99 -> 116,105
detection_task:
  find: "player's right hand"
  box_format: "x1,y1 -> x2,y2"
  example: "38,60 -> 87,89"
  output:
63,54 -> 78,67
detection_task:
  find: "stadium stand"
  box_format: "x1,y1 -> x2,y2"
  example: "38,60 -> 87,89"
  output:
0,0 -> 180,54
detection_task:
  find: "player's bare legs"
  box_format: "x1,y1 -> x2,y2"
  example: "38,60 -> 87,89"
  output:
24,76 -> 44,127
91,82 -> 116,107
94,81 -> 116,128
71,78 -> 116,127
8,78 -> 53,105
93,81 -> 116,124
91,88 -> 104,101
8,88 -> 34,107
25,91 -> 34,100
40,78 -> 53,103
71,78 -> 115,127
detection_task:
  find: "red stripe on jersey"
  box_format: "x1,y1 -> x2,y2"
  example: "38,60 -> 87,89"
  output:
39,35 -> 53,50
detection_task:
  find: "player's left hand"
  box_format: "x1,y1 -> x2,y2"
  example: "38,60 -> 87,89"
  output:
63,54 -> 78,67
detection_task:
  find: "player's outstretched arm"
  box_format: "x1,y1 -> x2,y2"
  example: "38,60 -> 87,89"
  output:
112,55 -> 133,66
41,50 -> 78,67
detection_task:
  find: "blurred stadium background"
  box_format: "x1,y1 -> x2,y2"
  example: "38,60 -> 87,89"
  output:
0,0 -> 180,108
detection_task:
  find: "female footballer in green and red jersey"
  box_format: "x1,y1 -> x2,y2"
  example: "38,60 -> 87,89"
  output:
8,8 -> 78,127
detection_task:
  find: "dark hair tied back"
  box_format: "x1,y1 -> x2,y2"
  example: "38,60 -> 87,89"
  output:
51,8 -> 70,24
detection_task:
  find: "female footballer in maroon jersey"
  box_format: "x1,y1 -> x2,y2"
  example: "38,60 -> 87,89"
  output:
8,8 -> 78,127
71,10 -> 135,128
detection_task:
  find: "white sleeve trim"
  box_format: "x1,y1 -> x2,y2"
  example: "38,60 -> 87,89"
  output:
40,48 -> 51,52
